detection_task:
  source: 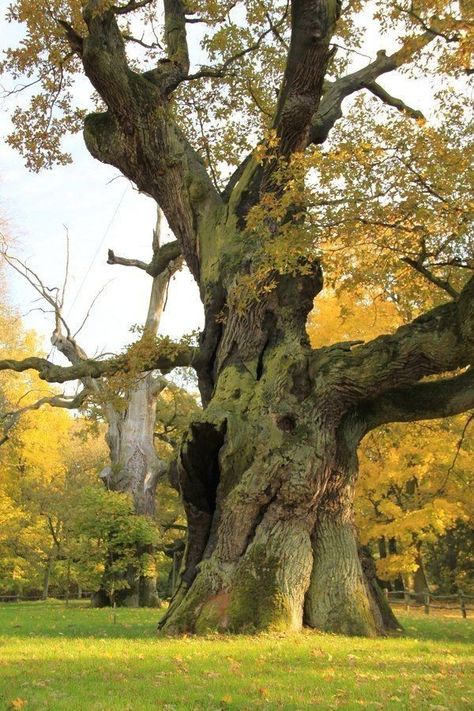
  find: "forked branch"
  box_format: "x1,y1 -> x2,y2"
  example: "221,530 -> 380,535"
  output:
0,388 -> 88,446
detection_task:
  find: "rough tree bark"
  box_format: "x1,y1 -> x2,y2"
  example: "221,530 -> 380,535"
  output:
2,0 -> 473,633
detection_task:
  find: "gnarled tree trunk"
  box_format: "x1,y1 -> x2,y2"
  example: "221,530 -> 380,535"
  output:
158,268 -> 401,634
9,0 -> 472,632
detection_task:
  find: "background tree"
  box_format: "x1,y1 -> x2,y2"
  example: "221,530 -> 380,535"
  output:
357,415 -> 473,594
0,0 -> 472,635
0,210 -> 192,605
424,520 -> 474,595
0,396 -> 107,597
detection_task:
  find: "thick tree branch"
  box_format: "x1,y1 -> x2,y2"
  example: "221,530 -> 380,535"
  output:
318,275 -> 474,411
81,2 -> 134,113
360,368 -> 474,431
147,240 -> 182,277
163,0 -> 190,79
0,345 -> 198,384
273,0 -> 341,158
231,1 -> 341,214
55,18 -> 84,56
107,240 -> 181,278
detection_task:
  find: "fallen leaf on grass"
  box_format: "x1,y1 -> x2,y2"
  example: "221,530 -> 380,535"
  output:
8,700 -> 27,710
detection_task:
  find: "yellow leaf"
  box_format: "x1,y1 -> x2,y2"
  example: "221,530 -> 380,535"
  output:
9,700 -> 27,710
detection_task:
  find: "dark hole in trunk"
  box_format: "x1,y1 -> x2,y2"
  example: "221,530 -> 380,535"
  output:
179,420 -> 227,585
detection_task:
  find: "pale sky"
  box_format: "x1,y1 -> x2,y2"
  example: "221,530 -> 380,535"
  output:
0,2 -> 439,368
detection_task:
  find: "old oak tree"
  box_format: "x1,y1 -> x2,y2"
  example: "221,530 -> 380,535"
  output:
1,0 -> 473,634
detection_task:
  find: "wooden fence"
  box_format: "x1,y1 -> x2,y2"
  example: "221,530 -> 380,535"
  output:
386,589 -> 474,618
0,592 -> 92,603
2,590 -> 474,618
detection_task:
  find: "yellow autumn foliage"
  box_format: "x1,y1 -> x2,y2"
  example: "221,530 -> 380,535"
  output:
308,290 -> 472,584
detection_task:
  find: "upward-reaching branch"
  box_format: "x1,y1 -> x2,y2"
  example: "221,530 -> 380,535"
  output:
309,31 -> 436,145
272,0 -> 341,158
74,1 -> 222,282
163,0 -> 190,80
230,0 -> 341,214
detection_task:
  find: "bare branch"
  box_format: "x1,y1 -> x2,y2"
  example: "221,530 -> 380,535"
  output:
107,249 -> 149,271
0,388 -> 89,446
184,23 -> 277,82
362,81 -> 424,120
0,245 -> 72,339
73,281 -> 111,339
122,33 -> 162,50
59,227 -> 70,310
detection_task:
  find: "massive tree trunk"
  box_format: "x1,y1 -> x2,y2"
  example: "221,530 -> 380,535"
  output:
157,270 -> 402,634
7,0 -> 472,632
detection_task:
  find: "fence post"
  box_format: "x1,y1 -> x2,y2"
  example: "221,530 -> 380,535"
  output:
459,591 -> 467,619
404,589 -> 410,611
424,592 -> 430,615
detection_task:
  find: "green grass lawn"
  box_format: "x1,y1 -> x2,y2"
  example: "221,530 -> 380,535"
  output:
0,601 -> 472,710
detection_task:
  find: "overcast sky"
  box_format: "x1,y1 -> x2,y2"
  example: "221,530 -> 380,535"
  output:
0,3 -> 439,366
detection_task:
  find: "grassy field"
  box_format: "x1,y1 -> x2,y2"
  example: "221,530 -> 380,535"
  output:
0,601 -> 472,710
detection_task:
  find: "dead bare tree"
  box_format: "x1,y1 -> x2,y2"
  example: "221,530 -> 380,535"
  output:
1,210 -> 184,606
